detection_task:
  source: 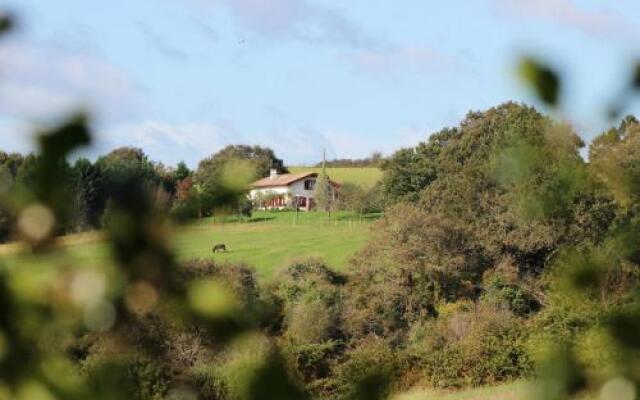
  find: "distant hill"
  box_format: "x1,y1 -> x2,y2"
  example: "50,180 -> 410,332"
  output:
289,166 -> 383,188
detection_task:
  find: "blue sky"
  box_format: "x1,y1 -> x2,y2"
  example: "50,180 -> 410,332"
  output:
1,0 -> 639,167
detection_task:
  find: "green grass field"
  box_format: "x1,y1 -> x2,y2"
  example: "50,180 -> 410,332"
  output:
0,211 -> 377,279
394,381 -> 530,400
395,381 -> 599,400
289,166 -> 383,188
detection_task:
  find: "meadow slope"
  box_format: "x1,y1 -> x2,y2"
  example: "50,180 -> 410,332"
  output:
394,381 -> 530,400
0,211 -> 376,279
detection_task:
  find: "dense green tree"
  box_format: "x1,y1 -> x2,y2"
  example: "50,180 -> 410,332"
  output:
197,145 -> 286,182
71,157 -> 103,228
336,182 -> 367,213
94,147 -> 160,225
192,145 -> 285,217
380,128 -> 456,202
313,173 -> 336,214
96,147 -> 158,186
377,103 -> 613,275
336,182 -> 385,213
174,161 -> 192,182
589,115 -> 640,207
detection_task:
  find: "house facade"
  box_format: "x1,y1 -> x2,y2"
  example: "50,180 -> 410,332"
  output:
249,169 -> 338,211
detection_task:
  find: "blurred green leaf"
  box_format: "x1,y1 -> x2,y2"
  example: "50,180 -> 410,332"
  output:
246,355 -> 307,400
531,347 -> 586,400
608,308 -> 640,349
352,371 -> 390,400
631,61 -> 640,90
0,12 -> 13,35
518,57 -> 561,107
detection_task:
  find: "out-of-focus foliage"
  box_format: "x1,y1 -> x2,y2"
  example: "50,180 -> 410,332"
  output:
518,58 -> 560,107
0,12 -> 13,35
2,12 -> 640,400
0,114 -> 302,399
3,99 -> 638,399
513,57 -> 640,400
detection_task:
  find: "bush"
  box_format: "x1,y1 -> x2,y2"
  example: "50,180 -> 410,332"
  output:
327,336 -> 404,400
267,260 -> 345,333
526,258 -> 640,383
282,340 -> 341,395
192,333 -> 306,400
343,204 -> 481,341
270,260 -> 346,393
408,303 -> 532,388
481,257 -> 541,316
335,182 -> 384,214
180,259 -> 262,316
79,340 -> 170,400
285,300 -> 336,346
128,358 -> 171,400
192,333 -> 271,400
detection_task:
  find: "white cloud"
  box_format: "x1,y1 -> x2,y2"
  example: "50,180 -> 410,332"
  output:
92,121 -> 236,166
342,45 -> 459,77
492,0 -> 639,39
193,0 -> 457,76
92,120 -> 346,167
0,41 -> 142,124
211,0 -> 377,49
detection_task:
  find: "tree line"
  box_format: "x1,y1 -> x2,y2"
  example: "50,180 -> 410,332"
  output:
0,144 -> 286,242
312,152 -> 384,168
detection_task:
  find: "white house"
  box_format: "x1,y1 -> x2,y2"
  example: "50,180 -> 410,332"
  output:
249,169 -> 339,211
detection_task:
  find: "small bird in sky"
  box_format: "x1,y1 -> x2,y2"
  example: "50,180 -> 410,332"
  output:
238,39 -> 246,45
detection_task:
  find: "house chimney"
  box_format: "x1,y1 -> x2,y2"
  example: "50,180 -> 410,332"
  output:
269,168 -> 278,180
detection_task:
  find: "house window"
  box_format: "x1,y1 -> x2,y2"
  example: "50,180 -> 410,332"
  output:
304,179 -> 315,190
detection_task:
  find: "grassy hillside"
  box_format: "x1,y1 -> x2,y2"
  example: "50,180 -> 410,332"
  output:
394,381 -> 530,400
289,166 -> 383,188
0,211 -> 377,279
395,381 -> 598,400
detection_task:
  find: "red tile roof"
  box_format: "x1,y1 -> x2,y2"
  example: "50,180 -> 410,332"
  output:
250,172 -> 317,188
250,172 -> 341,189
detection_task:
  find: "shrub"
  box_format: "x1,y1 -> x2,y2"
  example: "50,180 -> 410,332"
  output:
408,303 -> 532,388
282,340 -> 341,395
192,333 -> 272,400
327,336 -> 403,400
270,261 -> 346,393
192,333 -> 306,400
285,300 -> 336,346
481,257 -> 541,316
343,205 -> 482,341
80,341 -> 170,400
128,358 -> 170,400
526,257 -> 640,383
267,260 -> 345,333
180,259 -> 262,317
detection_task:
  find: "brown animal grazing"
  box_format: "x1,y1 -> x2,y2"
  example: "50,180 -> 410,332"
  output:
212,243 -> 227,253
